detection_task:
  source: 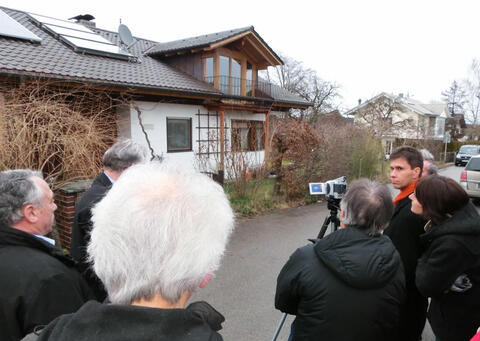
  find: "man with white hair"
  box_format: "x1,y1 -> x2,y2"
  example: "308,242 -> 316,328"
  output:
37,162 -> 235,340
275,179 -> 406,341
0,170 -> 92,341
70,138 -> 148,300
419,148 -> 438,178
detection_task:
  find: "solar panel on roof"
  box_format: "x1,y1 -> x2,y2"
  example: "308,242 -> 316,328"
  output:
0,9 -> 41,42
28,13 -> 134,60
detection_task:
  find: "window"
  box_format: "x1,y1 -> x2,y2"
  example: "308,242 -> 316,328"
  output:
219,56 -> 230,93
167,118 -> 192,152
205,57 -> 214,84
231,120 -> 264,151
231,59 -> 241,96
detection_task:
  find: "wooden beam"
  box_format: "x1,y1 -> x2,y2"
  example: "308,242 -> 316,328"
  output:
241,59 -> 247,96
264,110 -> 270,165
209,31 -> 251,50
219,108 -> 225,171
214,51 -> 219,89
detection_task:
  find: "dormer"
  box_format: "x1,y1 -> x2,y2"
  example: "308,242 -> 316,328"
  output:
146,26 -> 283,98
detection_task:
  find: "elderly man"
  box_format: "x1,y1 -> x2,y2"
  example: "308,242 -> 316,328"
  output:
70,138 -> 147,300
0,170 -> 92,341
37,162 -> 235,340
275,179 -> 405,341
419,148 -> 438,177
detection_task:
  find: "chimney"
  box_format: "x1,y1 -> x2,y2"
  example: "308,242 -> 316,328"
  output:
78,19 -> 96,28
358,98 -> 362,105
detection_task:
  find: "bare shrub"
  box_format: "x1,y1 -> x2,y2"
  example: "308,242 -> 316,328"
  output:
0,81 -> 120,189
271,117 -> 383,201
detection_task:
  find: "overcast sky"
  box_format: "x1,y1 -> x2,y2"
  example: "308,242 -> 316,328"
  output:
2,0 -> 480,111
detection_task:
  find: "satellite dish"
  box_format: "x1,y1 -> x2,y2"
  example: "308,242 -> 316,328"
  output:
118,23 -> 135,48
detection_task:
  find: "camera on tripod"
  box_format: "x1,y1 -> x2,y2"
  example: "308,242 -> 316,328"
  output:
308,176 -> 347,199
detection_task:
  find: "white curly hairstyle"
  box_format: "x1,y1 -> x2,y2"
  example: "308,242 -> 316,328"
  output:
88,162 -> 234,304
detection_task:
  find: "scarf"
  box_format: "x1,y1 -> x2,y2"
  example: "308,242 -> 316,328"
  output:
393,180 -> 417,206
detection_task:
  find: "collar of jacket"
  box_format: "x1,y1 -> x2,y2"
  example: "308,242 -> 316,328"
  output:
0,223 -> 75,266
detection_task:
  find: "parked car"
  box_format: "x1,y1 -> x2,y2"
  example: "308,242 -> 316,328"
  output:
460,155 -> 480,199
455,145 -> 480,166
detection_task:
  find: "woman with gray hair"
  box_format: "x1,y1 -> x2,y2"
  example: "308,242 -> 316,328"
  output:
36,162 -> 235,340
275,179 -> 406,341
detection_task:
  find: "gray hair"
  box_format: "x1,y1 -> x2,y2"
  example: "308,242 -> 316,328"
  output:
340,178 -> 393,236
419,149 -> 434,161
424,160 -> 438,176
0,169 -> 44,226
102,139 -> 148,172
88,162 -> 235,305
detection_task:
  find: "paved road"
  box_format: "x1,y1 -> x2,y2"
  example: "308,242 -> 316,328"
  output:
192,166 -> 467,341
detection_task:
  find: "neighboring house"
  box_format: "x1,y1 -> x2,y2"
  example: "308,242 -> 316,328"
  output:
0,6 -> 310,176
346,93 -> 450,156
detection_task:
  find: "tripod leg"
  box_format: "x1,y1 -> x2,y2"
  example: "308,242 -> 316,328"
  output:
317,216 -> 331,239
271,313 -> 287,341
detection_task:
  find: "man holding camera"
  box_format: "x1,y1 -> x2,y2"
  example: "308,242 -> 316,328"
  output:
384,146 -> 428,341
275,179 -> 405,341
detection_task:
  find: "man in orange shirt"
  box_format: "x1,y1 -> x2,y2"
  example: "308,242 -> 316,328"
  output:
384,146 -> 427,341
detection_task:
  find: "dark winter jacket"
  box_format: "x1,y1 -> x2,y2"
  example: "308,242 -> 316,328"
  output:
275,227 -> 406,341
416,202 -> 480,341
0,224 -> 93,341
384,195 -> 428,341
70,172 -> 111,301
35,300 -> 225,341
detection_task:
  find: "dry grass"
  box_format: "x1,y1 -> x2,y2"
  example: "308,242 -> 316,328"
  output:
0,81 -> 122,189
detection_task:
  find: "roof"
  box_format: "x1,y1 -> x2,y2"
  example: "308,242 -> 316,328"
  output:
345,92 -> 450,118
146,26 -> 283,66
0,7 -> 306,107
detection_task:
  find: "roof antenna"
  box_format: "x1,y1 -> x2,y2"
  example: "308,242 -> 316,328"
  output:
118,21 -> 136,50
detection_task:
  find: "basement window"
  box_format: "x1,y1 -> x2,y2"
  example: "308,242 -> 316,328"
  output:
167,118 -> 192,152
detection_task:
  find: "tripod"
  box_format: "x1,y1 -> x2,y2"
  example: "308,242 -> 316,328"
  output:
271,196 -> 341,341
315,197 -> 341,239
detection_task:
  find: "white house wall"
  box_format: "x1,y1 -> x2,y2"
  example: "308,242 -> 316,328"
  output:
117,101 -> 266,172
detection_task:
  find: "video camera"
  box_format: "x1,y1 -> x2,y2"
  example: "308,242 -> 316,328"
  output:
308,176 -> 347,200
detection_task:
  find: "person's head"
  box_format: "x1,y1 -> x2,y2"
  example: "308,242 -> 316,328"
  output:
102,139 -> 148,173
0,170 -> 57,235
390,146 -> 423,189
340,178 -> 394,236
88,162 -> 235,306
422,159 -> 438,178
409,175 -> 469,224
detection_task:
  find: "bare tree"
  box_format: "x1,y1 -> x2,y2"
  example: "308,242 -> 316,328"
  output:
463,59 -> 480,125
262,54 -> 340,124
442,80 -> 466,115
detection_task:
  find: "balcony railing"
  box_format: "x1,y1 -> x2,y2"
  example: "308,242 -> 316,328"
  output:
205,76 -> 275,99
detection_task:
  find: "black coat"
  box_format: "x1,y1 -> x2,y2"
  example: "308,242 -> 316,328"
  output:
384,195 -> 428,341
416,202 -> 480,341
275,227 -> 406,341
0,225 -> 93,341
70,172 -> 111,301
36,300 -> 225,341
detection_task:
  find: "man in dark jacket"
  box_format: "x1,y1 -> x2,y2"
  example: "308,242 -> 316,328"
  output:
70,138 -> 147,300
37,162 -> 235,340
0,170 -> 93,341
384,146 -> 428,341
275,179 -> 406,341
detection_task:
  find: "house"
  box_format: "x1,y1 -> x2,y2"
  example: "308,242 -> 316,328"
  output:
0,6 -> 309,248
0,6 -> 309,175
346,93 -> 450,156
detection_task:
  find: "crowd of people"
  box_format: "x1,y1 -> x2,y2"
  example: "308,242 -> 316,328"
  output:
0,140 -> 479,341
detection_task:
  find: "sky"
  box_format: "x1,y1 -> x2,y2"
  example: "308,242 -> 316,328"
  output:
2,0 -> 480,111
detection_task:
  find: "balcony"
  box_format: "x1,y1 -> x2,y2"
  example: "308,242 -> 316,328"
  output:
205,76 -> 276,100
